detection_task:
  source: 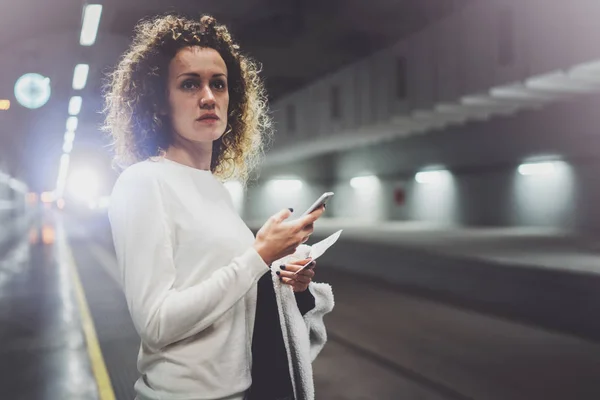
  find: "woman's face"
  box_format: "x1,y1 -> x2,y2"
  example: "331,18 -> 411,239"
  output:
165,46 -> 229,144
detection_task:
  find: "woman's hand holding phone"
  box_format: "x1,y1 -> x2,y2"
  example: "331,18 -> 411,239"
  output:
253,205 -> 326,266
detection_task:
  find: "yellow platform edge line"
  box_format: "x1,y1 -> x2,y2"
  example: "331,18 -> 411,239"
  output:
65,241 -> 117,400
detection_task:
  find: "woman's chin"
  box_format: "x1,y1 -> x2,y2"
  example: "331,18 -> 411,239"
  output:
188,128 -> 226,142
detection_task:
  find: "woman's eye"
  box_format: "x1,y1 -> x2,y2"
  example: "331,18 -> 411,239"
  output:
212,80 -> 227,90
181,80 -> 199,90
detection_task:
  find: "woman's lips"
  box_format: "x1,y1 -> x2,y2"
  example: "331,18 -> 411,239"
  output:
197,118 -> 218,124
197,115 -> 219,124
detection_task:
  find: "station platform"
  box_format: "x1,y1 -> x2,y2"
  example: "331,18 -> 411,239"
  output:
1,212 -> 600,399
249,217 -> 600,343
248,217 -> 600,275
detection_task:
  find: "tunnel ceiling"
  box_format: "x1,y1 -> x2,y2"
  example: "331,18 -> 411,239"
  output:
0,0 -> 469,191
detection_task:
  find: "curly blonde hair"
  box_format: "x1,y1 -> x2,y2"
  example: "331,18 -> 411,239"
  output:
102,14 -> 273,187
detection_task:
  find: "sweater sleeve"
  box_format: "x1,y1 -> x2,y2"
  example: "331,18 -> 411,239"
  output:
108,169 -> 269,351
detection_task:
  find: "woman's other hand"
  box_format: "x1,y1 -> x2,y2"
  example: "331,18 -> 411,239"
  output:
277,258 -> 316,292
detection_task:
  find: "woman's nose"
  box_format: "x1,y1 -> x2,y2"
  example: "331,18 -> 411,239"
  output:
199,86 -> 216,108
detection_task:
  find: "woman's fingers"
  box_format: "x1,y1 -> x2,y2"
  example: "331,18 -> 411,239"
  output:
282,259 -> 316,272
278,269 -> 313,284
279,264 -> 315,277
280,277 -> 309,293
277,261 -> 316,289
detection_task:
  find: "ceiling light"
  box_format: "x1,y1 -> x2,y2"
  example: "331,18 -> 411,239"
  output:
568,60 -> 600,84
64,131 -> 75,143
55,154 -> 71,197
415,169 -> 450,184
72,64 -> 89,90
0,100 -> 10,110
63,141 -> 73,154
66,117 -> 78,132
525,71 -> 595,94
518,161 -> 564,176
68,96 -> 82,116
68,169 -> 99,202
14,73 -> 51,109
350,175 -> 380,189
489,83 -> 557,103
80,4 -> 103,46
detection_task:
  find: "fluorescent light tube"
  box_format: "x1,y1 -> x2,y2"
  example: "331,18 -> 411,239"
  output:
80,4 -> 103,46
72,64 -> 89,90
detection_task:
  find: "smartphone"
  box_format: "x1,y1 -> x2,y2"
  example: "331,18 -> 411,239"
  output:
300,192 -> 334,217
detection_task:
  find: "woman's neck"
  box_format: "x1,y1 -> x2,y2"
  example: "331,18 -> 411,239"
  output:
164,143 -> 213,171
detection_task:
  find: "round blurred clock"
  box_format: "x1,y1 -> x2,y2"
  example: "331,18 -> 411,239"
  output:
14,73 -> 51,109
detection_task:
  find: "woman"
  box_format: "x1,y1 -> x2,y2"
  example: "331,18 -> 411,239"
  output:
104,14 -> 334,400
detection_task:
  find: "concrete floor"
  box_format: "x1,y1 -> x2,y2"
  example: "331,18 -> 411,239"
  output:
0,223 -> 98,399
313,267 -> 600,400
2,213 -> 600,399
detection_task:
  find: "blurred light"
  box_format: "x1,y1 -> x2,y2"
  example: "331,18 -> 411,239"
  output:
41,191 -> 55,203
80,4 -> 103,46
461,95 -> 499,107
55,154 -> 71,197
67,169 -> 99,202
15,73 -> 51,109
27,192 -> 38,205
0,100 -> 10,110
8,178 -> 27,193
350,175 -> 380,190
269,179 -> 303,191
525,71 -> 595,94
56,198 -> 65,210
66,117 -> 78,132
64,131 -> 75,143
68,96 -> 82,116
415,169 -> 451,184
97,196 -> 110,209
489,83 -> 555,103
88,201 -> 98,210
413,169 -> 458,224
29,227 -> 39,245
512,159 -> 574,226
42,225 -> 55,245
14,73 -> 51,109
568,60 -> 600,84
63,141 -> 73,154
518,161 -> 565,176
72,64 -> 89,90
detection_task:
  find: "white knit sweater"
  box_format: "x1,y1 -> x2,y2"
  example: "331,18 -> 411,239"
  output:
108,158 -> 334,400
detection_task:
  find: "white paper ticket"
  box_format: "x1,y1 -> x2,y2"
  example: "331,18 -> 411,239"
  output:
294,229 -> 343,274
